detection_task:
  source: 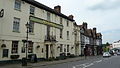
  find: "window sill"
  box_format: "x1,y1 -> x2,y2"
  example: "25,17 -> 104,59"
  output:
14,8 -> 21,12
29,32 -> 34,35
13,31 -> 20,33
2,57 -> 8,58
30,13 -> 35,16
60,37 -> 63,39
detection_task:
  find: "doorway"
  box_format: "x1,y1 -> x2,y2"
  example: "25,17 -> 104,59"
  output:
46,45 -> 49,59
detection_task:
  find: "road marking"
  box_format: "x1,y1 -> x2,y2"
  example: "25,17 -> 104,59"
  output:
83,63 -> 94,68
73,59 -> 103,68
94,60 -> 102,63
73,66 -> 76,68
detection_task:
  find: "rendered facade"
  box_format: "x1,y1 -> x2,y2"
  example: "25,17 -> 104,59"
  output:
0,0 -> 102,62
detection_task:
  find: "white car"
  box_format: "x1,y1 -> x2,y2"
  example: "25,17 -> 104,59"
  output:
103,52 -> 111,57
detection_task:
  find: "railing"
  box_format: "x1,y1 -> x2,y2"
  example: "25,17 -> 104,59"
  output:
45,35 -> 57,42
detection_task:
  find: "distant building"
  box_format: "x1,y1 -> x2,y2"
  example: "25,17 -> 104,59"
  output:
80,23 -> 102,56
112,40 -> 120,48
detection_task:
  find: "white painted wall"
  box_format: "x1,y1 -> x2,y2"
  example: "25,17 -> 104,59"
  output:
112,42 -> 120,48
0,0 -> 77,61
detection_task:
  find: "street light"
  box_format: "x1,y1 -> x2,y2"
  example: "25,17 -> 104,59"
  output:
25,22 -> 30,59
25,22 -> 30,65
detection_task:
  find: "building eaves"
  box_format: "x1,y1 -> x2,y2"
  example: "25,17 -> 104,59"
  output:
23,0 -> 74,21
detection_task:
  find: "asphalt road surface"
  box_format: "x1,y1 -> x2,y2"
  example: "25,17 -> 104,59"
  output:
39,56 -> 120,68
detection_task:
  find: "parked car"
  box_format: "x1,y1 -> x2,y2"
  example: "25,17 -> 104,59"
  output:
103,52 -> 111,57
117,52 -> 120,55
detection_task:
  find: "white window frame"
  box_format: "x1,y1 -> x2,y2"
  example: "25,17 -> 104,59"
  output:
13,17 -> 20,32
14,0 -> 21,11
30,6 -> 35,15
29,21 -> 34,33
11,41 -> 18,54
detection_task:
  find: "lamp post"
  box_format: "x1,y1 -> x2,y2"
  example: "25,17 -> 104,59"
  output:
25,22 -> 30,65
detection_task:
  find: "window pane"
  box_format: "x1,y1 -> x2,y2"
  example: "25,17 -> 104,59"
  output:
30,6 -> 35,15
60,44 -> 63,52
67,31 -> 69,40
60,29 -> 63,38
60,17 -> 62,24
67,20 -> 69,26
47,12 -> 50,21
3,49 -> 9,57
13,18 -> 20,32
67,45 -> 69,52
28,42 -> 33,53
11,41 -> 18,53
14,0 -> 21,10
29,21 -> 34,33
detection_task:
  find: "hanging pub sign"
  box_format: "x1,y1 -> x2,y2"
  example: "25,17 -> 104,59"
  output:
0,9 -> 4,18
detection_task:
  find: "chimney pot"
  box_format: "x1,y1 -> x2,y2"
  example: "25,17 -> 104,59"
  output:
93,27 -> 97,33
68,15 -> 74,20
54,5 -> 61,13
83,22 -> 87,29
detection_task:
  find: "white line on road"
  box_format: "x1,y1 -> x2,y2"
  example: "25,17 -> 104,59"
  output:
73,59 -> 103,68
94,60 -> 102,63
83,63 -> 94,68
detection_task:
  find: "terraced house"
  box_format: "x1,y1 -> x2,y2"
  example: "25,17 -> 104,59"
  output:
0,0 -> 82,62
80,23 -> 102,56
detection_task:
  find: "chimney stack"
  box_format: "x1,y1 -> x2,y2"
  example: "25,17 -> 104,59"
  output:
54,5 -> 61,13
68,15 -> 74,20
93,27 -> 96,33
83,22 -> 87,29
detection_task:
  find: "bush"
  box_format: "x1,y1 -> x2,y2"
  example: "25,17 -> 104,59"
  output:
47,57 -> 55,61
59,53 -> 66,60
69,54 -> 75,58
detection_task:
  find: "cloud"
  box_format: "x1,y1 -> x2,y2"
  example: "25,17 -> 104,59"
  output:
102,29 -> 120,43
88,0 -> 120,10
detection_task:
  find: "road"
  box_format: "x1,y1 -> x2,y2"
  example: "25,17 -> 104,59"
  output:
38,56 -> 120,68
1,56 -> 120,68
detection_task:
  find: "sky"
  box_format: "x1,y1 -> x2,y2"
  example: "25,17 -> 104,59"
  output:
36,0 -> 120,44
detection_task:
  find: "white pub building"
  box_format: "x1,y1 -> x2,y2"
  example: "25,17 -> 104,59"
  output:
0,0 -> 81,62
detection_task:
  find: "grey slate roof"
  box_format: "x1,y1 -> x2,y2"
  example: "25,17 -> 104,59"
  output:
23,0 -> 74,21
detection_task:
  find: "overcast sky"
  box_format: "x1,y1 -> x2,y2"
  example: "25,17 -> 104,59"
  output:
36,0 -> 120,44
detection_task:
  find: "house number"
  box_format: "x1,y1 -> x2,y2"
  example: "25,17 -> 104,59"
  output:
0,9 -> 4,18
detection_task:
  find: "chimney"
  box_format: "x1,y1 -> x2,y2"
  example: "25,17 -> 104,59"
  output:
93,27 -> 96,33
83,22 -> 87,29
68,15 -> 74,20
54,5 -> 61,13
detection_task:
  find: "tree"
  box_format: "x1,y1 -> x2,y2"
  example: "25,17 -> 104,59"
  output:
102,42 -> 110,52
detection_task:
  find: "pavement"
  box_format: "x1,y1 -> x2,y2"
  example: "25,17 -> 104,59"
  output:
0,56 -> 102,68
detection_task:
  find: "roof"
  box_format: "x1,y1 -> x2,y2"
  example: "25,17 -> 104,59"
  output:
87,29 -> 93,37
23,0 -> 74,21
97,33 -> 102,36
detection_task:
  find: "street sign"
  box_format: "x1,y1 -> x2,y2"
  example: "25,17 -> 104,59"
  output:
0,9 -> 4,18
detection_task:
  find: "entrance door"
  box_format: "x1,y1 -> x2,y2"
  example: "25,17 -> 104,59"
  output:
75,45 -> 79,56
46,45 -> 49,59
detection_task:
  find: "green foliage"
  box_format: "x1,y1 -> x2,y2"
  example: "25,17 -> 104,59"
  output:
103,47 -> 110,52
102,42 -> 110,47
